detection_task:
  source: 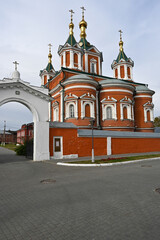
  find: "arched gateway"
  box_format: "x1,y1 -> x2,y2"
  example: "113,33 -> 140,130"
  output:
0,63 -> 52,161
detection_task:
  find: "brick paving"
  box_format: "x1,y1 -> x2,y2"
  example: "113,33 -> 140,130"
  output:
0,147 -> 160,239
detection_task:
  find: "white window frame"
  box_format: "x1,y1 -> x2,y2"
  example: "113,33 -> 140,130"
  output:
65,101 -> 78,119
81,100 -> 95,119
144,107 -> 154,122
53,107 -> 59,122
102,103 -> 117,121
90,58 -> 97,74
120,103 -> 132,120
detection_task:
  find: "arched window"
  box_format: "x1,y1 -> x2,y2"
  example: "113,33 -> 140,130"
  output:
54,108 -> 59,121
120,66 -> 125,78
85,104 -> 90,118
66,52 -> 70,67
91,63 -> 95,73
115,68 -> 118,78
44,75 -> 47,85
123,106 -> 127,119
74,53 -> 78,67
61,55 -> 63,66
69,104 -> 75,118
106,106 -> 112,119
147,110 -> 151,121
127,67 -> 131,79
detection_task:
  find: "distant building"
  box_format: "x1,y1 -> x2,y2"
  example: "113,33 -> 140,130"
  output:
0,130 -> 17,144
17,123 -> 34,144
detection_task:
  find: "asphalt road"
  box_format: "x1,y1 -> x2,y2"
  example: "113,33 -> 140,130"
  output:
0,147 -> 160,240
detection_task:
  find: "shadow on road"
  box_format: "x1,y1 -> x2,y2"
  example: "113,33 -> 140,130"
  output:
0,147 -> 32,164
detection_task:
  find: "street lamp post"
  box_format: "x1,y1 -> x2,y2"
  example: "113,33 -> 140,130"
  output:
89,118 -> 95,163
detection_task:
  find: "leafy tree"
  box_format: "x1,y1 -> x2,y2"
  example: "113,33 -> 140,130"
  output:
154,116 -> 160,127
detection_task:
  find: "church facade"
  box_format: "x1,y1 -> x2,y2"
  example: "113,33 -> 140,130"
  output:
40,9 -> 154,133
39,9 -> 159,159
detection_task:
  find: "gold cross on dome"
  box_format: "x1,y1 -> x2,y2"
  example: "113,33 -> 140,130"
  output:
13,61 -> 19,71
81,6 -> 86,19
48,43 -> 52,53
69,9 -> 75,22
119,30 -> 123,41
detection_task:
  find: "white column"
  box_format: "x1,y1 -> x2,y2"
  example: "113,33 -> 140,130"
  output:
48,102 -> 51,121
120,104 -> 123,120
63,52 -> 66,68
117,65 -> 120,79
78,53 -> 82,70
107,137 -> 112,155
98,56 -> 100,75
75,100 -> 78,119
85,53 -> 88,72
34,121 -> 50,161
81,100 -> 84,119
70,50 -> 74,68
60,90 -> 63,122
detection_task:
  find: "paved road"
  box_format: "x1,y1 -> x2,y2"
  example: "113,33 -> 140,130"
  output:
0,147 -> 160,240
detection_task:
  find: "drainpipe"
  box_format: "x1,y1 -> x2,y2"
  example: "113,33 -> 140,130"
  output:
59,70 -> 66,122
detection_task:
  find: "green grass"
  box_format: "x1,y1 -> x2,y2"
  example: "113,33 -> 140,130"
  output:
68,154 -> 160,164
1,143 -> 17,151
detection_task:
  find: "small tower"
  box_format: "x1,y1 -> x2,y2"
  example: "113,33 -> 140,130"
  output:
78,7 -> 103,75
111,30 -> 134,80
40,44 -> 56,86
58,10 -> 82,70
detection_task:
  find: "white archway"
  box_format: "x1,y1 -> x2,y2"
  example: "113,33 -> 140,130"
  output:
0,77 -> 52,161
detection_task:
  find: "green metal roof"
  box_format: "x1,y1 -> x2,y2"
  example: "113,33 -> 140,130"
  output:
46,63 -> 54,72
116,50 -> 129,63
66,34 -> 77,46
79,37 -> 93,50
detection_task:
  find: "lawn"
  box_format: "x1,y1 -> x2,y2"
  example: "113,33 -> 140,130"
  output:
68,154 -> 160,164
1,143 -> 17,151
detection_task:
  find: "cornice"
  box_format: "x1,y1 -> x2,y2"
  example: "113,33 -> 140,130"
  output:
0,78 -> 53,101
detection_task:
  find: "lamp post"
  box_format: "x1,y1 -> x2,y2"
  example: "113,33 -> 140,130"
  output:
89,118 -> 95,163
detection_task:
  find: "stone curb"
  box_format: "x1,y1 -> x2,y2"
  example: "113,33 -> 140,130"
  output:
57,157 -> 160,167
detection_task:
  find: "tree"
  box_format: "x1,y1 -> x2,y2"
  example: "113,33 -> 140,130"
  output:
154,116 -> 160,127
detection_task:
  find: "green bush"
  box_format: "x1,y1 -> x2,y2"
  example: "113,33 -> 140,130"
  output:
15,142 -> 26,155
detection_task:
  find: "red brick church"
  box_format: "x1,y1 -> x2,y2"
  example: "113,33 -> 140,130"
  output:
40,8 -> 158,159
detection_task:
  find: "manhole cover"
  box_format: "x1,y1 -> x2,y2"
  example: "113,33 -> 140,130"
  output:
141,165 -> 152,167
40,179 -> 56,184
155,188 -> 160,194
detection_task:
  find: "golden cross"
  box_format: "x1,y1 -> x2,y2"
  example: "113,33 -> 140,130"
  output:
119,30 -> 123,41
81,6 -> 86,19
48,43 -> 52,53
13,61 -> 19,71
69,9 -> 75,22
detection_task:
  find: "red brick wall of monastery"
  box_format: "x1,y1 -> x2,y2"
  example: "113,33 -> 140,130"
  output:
112,138 -> 160,154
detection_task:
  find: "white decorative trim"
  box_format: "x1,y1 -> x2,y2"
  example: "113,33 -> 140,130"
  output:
101,89 -> 133,94
65,85 -> 96,91
65,100 -> 78,119
52,91 -> 60,98
102,103 -> 117,121
144,108 -> 154,122
90,58 -> 97,74
120,103 -> 132,120
134,95 -> 152,98
81,100 -> 95,119
85,53 -> 88,72
53,106 -> 59,121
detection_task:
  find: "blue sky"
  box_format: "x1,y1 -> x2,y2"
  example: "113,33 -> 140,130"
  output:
0,0 -> 160,130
